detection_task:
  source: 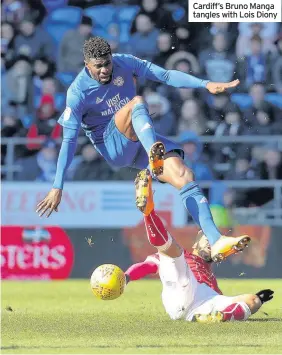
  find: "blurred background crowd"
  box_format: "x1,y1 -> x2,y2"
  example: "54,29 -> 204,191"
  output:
1,0 -> 282,214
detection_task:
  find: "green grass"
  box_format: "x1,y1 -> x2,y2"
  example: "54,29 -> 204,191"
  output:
1,279 -> 282,354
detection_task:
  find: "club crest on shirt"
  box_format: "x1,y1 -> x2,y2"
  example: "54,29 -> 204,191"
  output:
63,107 -> 71,121
113,76 -> 124,86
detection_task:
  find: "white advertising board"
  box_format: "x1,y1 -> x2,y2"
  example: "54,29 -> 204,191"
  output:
1,182 -> 186,228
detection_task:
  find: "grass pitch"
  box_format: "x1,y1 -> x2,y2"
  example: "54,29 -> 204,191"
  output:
1,279 -> 282,354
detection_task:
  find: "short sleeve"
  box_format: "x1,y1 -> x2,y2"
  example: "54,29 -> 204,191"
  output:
58,88 -> 83,130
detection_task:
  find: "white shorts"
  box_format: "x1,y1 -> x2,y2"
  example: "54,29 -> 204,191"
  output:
158,252 -> 251,321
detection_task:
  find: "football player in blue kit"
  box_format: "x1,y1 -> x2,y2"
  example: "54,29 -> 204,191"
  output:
36,36 -> 250,262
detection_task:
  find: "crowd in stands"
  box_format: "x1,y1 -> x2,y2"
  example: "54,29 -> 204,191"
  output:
1,0 -> 282,209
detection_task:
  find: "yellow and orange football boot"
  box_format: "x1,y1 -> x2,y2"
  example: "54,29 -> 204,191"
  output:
149,142 -> 165,177
134,169 -> 154,216
211,235 -> 251,263
192,311 -> 224,323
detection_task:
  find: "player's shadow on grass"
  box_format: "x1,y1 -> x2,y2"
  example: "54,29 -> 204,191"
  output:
248,318 -> 282,322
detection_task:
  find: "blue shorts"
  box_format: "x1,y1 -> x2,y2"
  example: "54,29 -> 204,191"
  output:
86,118 -> 183,170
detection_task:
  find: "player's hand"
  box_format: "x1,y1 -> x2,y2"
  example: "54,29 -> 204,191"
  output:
36,188 -> 62,218
206,79 -> 240,94
256,289 -> 274,304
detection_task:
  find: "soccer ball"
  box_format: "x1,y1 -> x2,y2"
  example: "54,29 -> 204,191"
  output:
90,264 -> 126,300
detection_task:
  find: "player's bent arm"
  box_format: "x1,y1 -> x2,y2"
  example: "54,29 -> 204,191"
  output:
53,126 -> 79,189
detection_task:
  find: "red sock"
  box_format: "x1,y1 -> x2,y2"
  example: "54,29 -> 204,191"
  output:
125,261 -> 158,281
222,302 -> 251,321
144,210 -> 172,251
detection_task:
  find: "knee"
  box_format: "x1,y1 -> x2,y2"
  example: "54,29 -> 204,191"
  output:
132,95 -> 144,106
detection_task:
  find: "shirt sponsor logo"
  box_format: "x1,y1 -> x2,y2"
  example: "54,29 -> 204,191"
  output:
101,93 -> 130,116
96,97 -> 103,104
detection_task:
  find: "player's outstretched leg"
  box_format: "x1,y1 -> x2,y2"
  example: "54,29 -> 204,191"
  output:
158,153 -> 251,262
193,289 -> 274,323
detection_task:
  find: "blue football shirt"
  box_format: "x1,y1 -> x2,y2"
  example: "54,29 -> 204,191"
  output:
58,53 -> 209,143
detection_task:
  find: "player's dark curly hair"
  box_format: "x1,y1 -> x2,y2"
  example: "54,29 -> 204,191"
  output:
83,36 -> 111,62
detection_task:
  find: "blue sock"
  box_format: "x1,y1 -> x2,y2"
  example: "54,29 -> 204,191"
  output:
180,182 -> 221,245
131,103 -> 156,154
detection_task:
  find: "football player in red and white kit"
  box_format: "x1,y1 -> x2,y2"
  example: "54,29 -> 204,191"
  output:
126,169 -> 274,323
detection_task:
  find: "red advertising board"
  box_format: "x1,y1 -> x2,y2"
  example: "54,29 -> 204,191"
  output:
1,226 -> 74,280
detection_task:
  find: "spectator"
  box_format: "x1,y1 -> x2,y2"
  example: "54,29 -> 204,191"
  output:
198,22 -> 238,55
236,22 -> 278,57
165,51 -> 200,74
1,21 -> 16,69
32,56 -> 56,96
207,92 -> 239,129
73,144 -> 113,181
258,146 -> 282,180
225,150 -> 257,181
3,54 -> 33,116
127,14 -> 159,62
247,146 -> 282,206
58,15 -> 93,74
178,99 -> 207,135
249,102 -> 282,136
153,32 -> 174,67
178,131 -> 214,181
41,76 -> 59,97
209,22 -> 238,50
145,92 -> 176,135
26,94 -> 61,152
1,105 -> 25,166
214,104 -> 245,137
15,139 -> 58,182
246,82 -> 280,123
271,33 -> 282,94
1,0 -> 26,25
25,0 -> 47,25
131,0 -> 176,34
173,17 -> 199,54
14,14 -> 54,61
1,57 -> 9,114
213,104 -> 245,169
238,35 -> 271,90
199,33 -> 237,82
